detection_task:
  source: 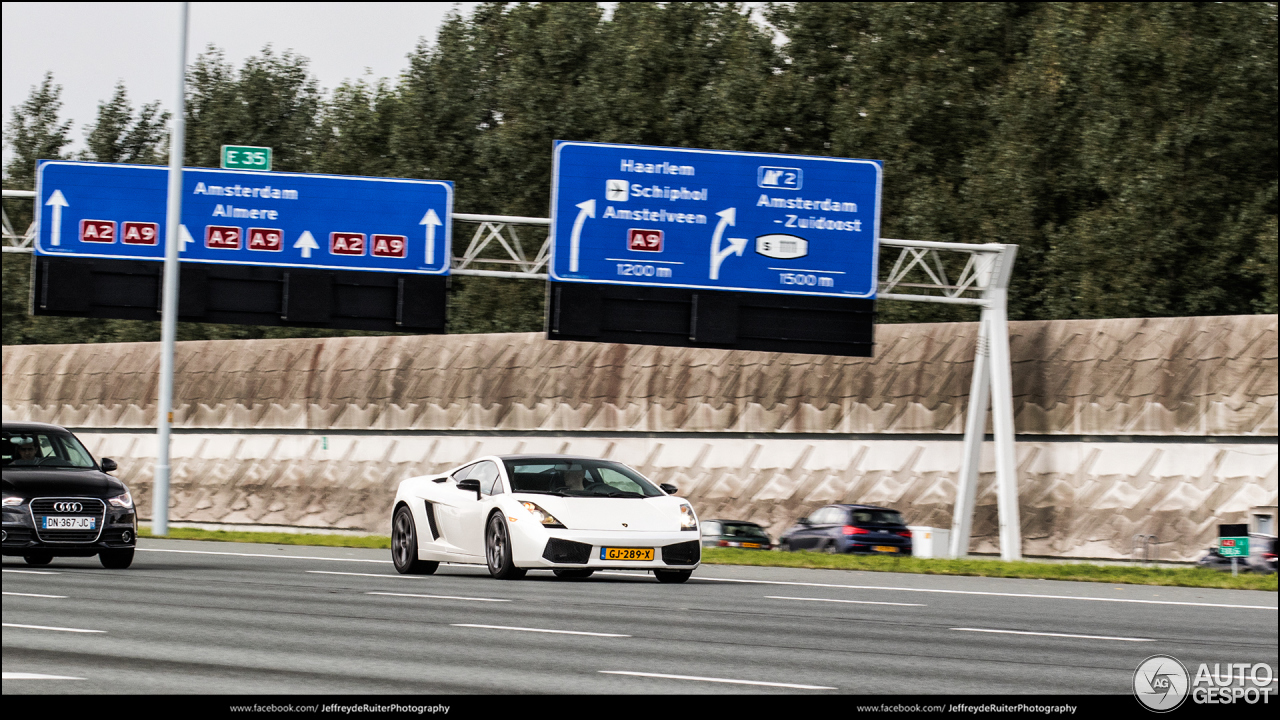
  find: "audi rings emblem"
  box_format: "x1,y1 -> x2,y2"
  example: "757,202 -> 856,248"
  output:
53,501 -> 84,513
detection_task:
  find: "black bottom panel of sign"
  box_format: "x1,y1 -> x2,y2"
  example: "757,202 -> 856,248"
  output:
32,257 -> 447,333
547,282 -> 874,357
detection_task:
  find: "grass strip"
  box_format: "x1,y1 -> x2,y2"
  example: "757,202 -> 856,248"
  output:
700,548 -> 1278,591
136,527 -> 1276,591
138,526 -> 391,549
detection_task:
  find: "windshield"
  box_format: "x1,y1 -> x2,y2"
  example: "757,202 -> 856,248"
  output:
850,509 -> 906,526
501,458 -> 663,498
2,430 -> 97,469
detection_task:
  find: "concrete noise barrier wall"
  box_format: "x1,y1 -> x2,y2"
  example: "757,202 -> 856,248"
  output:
3,314 -> 1276,561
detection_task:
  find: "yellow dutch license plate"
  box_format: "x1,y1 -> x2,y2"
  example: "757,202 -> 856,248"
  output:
873,546 -> 899,553
742,542 -> 761,548
601,547 -> 654,561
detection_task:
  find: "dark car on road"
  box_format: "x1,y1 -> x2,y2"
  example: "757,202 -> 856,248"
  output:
2,422 -> 137,568
701,519 -> 774,550
779,504 -> 913,555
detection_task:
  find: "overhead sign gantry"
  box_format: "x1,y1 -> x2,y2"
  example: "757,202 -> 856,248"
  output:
31,161 -> 453,332
546,141 -> 882,356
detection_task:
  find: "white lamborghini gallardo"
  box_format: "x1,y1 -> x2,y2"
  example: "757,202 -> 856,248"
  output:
390,455 -> 701,582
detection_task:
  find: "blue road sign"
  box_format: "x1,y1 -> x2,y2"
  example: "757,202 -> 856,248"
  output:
35,161 -> 453,274
550,141 -> 881,297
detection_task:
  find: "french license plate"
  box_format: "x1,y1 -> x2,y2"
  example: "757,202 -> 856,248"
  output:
742,542 -> 761,549
873,545 -> 899,553
601,547 -> 654,561
43,516 -> 95,530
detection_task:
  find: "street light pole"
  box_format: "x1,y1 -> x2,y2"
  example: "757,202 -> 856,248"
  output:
153,1 -> 189,537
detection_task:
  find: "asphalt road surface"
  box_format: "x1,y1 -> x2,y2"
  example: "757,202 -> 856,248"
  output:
3,538 -> 1277,695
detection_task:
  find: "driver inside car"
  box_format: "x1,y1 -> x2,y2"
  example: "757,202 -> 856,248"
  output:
563,467 -> 586,492
14,441 -> 38,462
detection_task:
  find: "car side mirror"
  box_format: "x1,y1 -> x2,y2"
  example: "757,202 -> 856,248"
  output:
457,478 -> 481,500
659,483 -> 679,495
100,458 -> 117,473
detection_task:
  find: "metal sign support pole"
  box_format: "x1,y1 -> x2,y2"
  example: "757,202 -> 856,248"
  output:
153,1 -> 188,537
949,244 -> 1021,560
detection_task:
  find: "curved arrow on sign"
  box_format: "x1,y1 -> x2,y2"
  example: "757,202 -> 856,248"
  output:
569,199 -> 595,272
709,207 -> 748,280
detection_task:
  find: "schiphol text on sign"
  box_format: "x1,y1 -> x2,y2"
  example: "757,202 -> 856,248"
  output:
550,141 -> 881,297
34,161 -> 453,275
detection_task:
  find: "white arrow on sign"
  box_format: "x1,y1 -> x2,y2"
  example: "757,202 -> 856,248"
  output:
420,208 -> 442,266
45,190 -> 68,246
294,230 -> 319,259
709,207 -> 748,280
569,199 -> 595,272
179,224 -> 195,253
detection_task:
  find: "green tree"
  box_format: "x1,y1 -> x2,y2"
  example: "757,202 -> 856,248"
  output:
185,45 -> 323,171
82,81 -> 170,165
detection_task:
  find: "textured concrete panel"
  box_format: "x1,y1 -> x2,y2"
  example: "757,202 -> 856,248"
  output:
71,431 -> 1276,562
4,315 -> 1276,436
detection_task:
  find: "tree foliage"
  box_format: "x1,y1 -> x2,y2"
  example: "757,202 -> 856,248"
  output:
4,2 -> 1276,346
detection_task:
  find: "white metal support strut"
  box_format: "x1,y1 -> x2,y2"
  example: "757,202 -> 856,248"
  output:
2,205 -> 1023,559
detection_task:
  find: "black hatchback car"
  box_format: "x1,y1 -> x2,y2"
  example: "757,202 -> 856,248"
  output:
2,422 -> 137,568
779,504 -> 913,555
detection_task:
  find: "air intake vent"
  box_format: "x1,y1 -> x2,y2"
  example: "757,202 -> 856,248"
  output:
661,540 -> 701,565
542,538 -> 593,564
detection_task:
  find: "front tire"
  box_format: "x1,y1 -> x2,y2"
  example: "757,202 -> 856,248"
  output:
654,569 -> 692,584
486,513 -> 526,580
553,569 -> 594,579
99,548 -> 134,569
392,506 -> 439,575
23,553 -> 53,566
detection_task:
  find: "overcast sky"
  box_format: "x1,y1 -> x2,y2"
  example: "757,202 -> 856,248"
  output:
2,2 -> 483,165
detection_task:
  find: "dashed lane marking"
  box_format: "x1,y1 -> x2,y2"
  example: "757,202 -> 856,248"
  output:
766,595 -> 926,607
453,623 -> 628,637
600,670 -> 836,690
952,627 -> 1156,642
369,592 -> 510,602
3,623 -> 104,634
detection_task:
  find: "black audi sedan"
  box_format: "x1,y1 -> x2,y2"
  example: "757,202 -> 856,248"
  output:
2,422 -> 137,568
778,504 -> 913,555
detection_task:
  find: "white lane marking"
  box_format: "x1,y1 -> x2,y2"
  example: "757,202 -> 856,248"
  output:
767,595 -> 926,607
137,548 -> 390,563
453,623 -> 629,638
3,591 -> 67,599
953,627 -> 1156,642
2,672 -> 85,680
369,592 -> 510,603
2,569 -> 59,575
692,576 -> 1278,610
600,670 -> 836,690
2,623 -> 104,634
307,570 -> 414,579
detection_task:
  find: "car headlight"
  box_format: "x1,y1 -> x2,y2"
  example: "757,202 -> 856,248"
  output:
521,501 -> 566,528
108,491 -> 133,509
2,495 -> 23,507
679,503 -> 698,530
